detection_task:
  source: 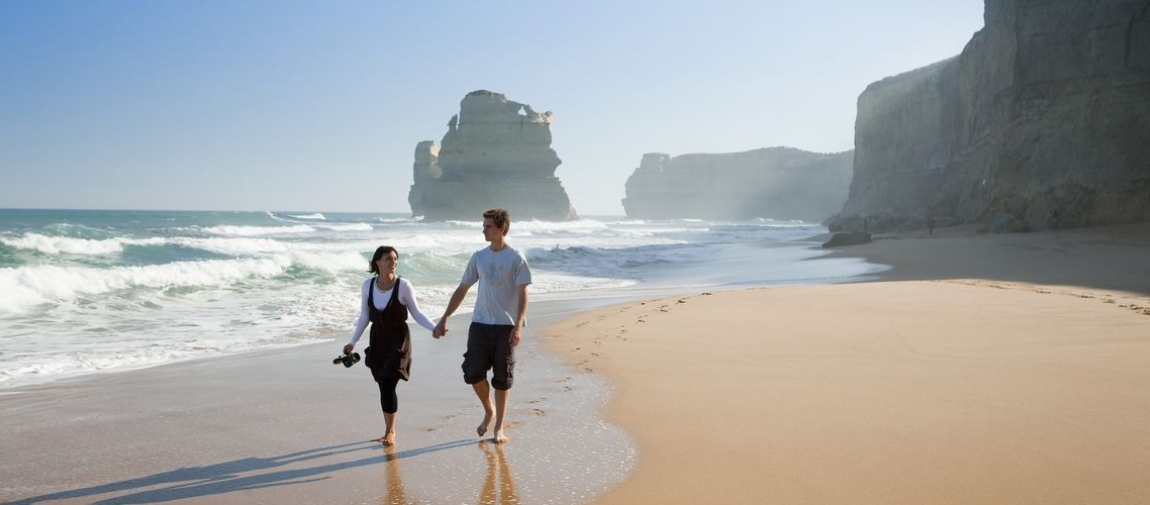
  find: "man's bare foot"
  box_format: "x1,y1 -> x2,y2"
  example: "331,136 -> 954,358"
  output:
477,410 -> 493,437
493,428 -> 508,444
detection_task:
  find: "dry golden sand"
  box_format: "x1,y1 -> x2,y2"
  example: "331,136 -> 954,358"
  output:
544,224 -> 1150,504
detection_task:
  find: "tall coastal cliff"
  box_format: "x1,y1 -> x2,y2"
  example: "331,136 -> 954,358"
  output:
829,0 -> 1150,232
408,90 -> 578,221
622,147 -> 854,222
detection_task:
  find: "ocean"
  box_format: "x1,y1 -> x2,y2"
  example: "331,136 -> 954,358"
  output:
0,209 -> 885,389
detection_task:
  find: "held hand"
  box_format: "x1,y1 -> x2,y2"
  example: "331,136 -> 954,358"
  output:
343,344 -> 354,355
433,321 -> 447,339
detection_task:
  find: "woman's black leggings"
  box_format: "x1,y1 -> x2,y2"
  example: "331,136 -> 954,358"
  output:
377,375 -> 400,414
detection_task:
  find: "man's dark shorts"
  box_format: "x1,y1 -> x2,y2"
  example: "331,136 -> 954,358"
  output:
462,322 -> 515,390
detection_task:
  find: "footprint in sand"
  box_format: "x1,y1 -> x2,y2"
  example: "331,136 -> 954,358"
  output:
531,408 -> 546,416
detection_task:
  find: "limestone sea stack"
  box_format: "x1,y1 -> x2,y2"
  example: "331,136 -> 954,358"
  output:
828,0 -> 1150,233
407,90 -> 578,221
622,147 -> 854,222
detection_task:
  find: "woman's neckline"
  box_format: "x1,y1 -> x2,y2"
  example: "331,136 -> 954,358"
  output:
376,276 -> 397,291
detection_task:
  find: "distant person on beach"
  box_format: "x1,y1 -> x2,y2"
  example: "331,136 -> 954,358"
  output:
433,208 -> 532,444
343,245 -> 437,446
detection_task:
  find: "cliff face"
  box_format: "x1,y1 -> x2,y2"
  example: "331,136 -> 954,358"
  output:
622,147 -> 854,222
831,0 -> 1150,232
408,90 -> 578,221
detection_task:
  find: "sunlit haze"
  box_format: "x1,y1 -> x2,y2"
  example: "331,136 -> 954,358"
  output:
0,1 -> 985,215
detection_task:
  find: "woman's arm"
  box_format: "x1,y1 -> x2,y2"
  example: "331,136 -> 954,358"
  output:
344,278 -> 372,353
399,278 -> 437,332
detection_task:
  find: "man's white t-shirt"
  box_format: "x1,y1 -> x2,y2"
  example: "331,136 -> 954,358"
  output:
460,244 -> 532,325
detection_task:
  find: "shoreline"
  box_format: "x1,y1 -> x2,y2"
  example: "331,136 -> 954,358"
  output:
543,222 -> 1150,504
4,223 -> 1149,503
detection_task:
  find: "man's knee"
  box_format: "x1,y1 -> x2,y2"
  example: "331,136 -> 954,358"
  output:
464,372 -> 486,385
491,376 -> 513,390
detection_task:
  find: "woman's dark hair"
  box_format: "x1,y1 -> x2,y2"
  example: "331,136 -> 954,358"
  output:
368,245 -> 398,274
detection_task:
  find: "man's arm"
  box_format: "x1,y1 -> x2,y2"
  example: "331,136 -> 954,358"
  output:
433,282 -> 470,338
510,284 -> 529,346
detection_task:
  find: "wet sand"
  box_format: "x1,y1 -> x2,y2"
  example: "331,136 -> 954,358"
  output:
0,297 -> 636,504
543,223 -> 1150,504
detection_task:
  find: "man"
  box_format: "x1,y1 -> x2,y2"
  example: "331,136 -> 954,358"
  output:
434,208 -> 531,443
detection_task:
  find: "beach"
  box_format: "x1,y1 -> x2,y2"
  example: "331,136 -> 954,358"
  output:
544,223 -> 1150,504
3,223 -> 1149,503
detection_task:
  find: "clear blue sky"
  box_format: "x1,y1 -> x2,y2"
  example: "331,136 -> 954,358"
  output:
0,1 -> 984,216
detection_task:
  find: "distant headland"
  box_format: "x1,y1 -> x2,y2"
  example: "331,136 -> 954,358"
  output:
622,148 -> 853,222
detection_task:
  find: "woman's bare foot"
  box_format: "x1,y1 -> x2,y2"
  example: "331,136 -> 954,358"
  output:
477,410 -> 493,437
378,431 -> 396,446
493,428 -> 508,444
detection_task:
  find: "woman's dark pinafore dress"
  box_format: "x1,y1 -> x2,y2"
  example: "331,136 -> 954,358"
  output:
364,276 -> 412,382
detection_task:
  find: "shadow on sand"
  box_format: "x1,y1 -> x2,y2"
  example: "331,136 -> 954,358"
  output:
9,439 -> 476,504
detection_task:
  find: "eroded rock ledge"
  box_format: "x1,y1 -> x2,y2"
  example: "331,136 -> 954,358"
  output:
828,0 -> 1150,233
408,90 -> 577,221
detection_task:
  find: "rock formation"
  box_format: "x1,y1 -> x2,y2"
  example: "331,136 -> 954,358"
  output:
408,90 -> 578,221
828,0 -> 1150,233
822,231 -> 872,248
622,147 -> 854,222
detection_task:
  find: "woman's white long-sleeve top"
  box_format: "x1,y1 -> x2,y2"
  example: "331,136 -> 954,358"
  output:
347,277 -> 436,346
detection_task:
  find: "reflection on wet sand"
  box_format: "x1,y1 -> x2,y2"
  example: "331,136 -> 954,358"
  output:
378,440 -> 517,504
382,445 -> 407,505
479,441 -> 518,504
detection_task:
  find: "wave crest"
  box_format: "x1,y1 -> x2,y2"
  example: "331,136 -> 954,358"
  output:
0,257 -> 293,314
0,233 -> 166,255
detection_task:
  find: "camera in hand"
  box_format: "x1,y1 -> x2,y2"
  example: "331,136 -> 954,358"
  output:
332,352 -> 361,368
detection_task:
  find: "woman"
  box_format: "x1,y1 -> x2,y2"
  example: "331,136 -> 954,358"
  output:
343,245 -> 437,446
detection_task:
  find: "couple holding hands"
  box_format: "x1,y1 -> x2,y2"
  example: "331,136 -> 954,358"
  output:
342,208 -> 530,446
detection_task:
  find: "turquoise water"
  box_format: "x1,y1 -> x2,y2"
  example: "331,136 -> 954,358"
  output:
0,209 -> 883,388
